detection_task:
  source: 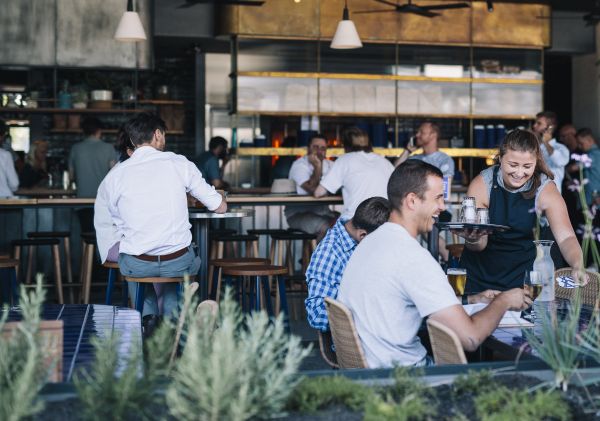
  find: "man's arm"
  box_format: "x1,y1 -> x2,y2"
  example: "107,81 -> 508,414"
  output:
393,145 -> 415,167
314,184 -> 329,198
299,156 -> 323,195
186,159 -> 227,213
429,288 -> 530,351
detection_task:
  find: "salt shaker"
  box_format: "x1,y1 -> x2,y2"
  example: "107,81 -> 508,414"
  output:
462,197 -> 477,223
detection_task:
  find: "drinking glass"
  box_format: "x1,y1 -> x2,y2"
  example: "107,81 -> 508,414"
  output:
447,268 -> 467,296
523,270 -> 542,320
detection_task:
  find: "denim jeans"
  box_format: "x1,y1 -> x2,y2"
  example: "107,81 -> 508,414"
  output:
118,245 -> 200,318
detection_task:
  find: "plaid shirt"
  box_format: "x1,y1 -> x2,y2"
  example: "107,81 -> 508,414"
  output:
305,218 -> 357,331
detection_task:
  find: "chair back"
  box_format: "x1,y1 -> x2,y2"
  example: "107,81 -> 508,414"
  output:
2,320 -> 64,382
318,330 -> 339,369
324,298 -> 368,369
555,268 -> 600,306
426,318 -> 467,365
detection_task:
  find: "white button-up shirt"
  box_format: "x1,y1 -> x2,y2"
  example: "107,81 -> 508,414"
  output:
0,149 -> 18,197
540,138 -> 569,193
94,146 -> 223,260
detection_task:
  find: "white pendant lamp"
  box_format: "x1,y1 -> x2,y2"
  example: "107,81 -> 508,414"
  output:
114,0 -> 147,42
330,0 -> 362,49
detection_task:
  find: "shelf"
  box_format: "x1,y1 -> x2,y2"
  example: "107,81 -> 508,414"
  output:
0,107 -> 144,114
237,71 -> 543,85
50,129 -> 185,135
234,147 -> 496,158
236,111 -> 535,120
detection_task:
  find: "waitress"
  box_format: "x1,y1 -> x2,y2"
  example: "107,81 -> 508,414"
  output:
459,129 -> 584,294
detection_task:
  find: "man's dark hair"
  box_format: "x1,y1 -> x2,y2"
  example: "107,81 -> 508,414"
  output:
352,197 -> 391,234
124,113 -> 167,146
209,136 -> 228,151
388,160 -> 443,212
576,127 -> 594,139
536,111 -> 557,128
81,117 -> 103,136
309,133 -> 326,147
342,127 -> 372,153
0,119 -> 7,137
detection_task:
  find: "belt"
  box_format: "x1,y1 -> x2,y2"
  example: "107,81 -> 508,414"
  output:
134,247 -> 188,262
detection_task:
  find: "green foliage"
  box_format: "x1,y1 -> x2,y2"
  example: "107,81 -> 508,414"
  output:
74,334 -> 157,421
166,288 -> 311,421
287,376 -> 374,413
475,386 -> 570,421
391,366 -> 429,399
453,370 -> 496,396
0,276 -> 48,421
523,296 -> 582,391
364,393 -> 433,421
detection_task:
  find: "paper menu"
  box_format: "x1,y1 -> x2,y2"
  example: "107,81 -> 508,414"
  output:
462,303 -> 534,328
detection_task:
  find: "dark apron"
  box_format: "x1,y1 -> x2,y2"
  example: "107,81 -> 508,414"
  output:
460,166 -> 537,293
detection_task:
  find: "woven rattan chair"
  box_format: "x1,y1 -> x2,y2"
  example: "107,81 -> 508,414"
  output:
318,330 -> 340,369
324,297 -> 368,369
426,318 -> 467,365
555,268 -> 600,306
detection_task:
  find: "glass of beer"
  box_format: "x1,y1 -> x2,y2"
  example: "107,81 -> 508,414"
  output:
447,268 -> 467,296
523,270 -> 542,320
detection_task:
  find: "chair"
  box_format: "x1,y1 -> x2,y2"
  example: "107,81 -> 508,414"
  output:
2,320 -> 64,382
324,297 -> 368,369
208,234 -> 260,296
209,257 -> 270,302
318,330 -> 339,369
555,267 -> 600,306
426,318 -> 467,365
27,231 -> 73,302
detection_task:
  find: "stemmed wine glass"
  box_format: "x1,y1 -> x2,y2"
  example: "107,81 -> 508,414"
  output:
523,270 -> 542,321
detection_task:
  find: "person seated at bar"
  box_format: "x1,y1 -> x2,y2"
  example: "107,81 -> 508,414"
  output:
0,120 -> 19,197
314,127 -> 394,219
196,136 -> 230,190
459,129 -> 585,298
19,140 -> 49,188
285,134 -> 338,240
95,113 -> 226,327
305,196 -> 391,332
338,160 -> 531,368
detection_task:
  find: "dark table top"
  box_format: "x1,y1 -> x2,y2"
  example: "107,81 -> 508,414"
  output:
5,304 -> 141,382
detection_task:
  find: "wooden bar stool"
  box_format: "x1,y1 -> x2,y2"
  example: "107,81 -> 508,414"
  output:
247,228 -> 286,258
103,261 -> 128,307
221,265 -> 289,331
0,258 -> 19,305
11,238 -> 64,304
209,257 -> 270,302
207,234 -> 260,296
269,231 -> 317,276
27,231 -> 74,303
80,233 -> 96,304
123,276 -> 195,313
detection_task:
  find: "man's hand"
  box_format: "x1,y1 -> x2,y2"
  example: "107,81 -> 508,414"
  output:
307,152 -> 321,168
497,288 -> 532,311
468,289 -> 501,304
571,267 -> 590,286
542,125 -> 554,143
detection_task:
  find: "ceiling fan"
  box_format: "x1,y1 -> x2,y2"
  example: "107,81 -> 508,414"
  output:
177,0 -> 265,8
354,0 -> 470,18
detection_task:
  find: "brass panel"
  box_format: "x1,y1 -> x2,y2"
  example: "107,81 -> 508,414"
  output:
236,0 -> 320,37
472,2 -> 551,47
320,0 -> 398,42
235,147 -> 496,158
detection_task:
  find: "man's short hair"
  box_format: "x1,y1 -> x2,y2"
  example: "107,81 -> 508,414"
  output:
536,111 -> 557,127
0,119 -> 7,137
309,134 -> 326,146
342,127 -> 372,153
388,160 -> 443,211
576,127 -> 594,139
124,113 -> 167,146
209,136 -> 228,151
423,121 -> 440,139
351,197 -> 391,234
81,117 -> 103,136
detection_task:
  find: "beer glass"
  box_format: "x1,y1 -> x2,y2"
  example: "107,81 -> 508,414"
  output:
447,268 -> 467,295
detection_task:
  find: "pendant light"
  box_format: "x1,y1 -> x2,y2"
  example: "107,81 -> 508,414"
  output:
114,0 -> 147,42
330,0 -> 362,49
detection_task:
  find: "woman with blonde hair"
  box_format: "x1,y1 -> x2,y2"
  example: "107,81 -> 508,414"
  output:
459,129 -> 584,294
19,139 -> 49,188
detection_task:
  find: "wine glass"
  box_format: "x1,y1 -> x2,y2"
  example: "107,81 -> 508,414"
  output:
523,270 -> 542,321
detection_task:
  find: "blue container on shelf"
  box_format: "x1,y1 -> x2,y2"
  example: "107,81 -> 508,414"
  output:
474,125 -> 486,148
371,122 -> 388,147
495,124 -> 506,146
298,130 -> 317,147
486,124 -> 496,148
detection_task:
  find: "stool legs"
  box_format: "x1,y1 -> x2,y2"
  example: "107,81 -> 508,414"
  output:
26,245 -> 35,284
105,268 -> 117,305
276,275 -> 290,333
51,244 -> 64,304
13,246 -> 21,280
63,237 -> 74,303
135,283 -> 145,313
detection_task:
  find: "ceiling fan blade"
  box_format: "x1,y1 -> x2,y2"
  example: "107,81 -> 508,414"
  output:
374,0 -> 401,7
407,9 -> 440,18
354,9 -> 396,14
420,3 -> 470,11
178,0 -> 264,6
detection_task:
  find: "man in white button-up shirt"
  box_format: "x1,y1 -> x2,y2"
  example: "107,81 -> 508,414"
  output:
95,113 -> 226,323
533,111 -> 570,193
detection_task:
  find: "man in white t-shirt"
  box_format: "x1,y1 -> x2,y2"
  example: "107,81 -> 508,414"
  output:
314,127 -> 394,219
338,160 -> 531,368
533,111 -> 570,193
0,120 -> 18,197
286,134 -> 338,239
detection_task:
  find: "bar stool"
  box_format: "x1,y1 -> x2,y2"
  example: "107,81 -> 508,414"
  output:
104,261 -> 128,307
220,265 -> 289,331
0,258 -> 19,305
269,230 -> 317,276
80,232 -> 96,304
247,228 -> 286,258
207,234 -> 260,296
124,276 -> 195,313
27,231 -> 74,303
210,257 -> 270,302
11,238 -> 64,304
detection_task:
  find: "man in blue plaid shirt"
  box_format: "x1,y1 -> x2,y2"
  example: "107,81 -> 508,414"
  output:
305,197 -> 391,331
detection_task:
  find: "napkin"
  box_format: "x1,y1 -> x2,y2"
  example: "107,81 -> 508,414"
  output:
462,303 -> 534,327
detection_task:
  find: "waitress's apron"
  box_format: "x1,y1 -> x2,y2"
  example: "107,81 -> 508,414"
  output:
460,166 -> 537,293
